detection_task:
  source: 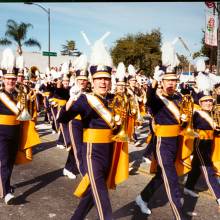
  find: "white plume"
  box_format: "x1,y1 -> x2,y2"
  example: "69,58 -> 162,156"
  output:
154,65 -> 160,73
72,57 -> 79,70
45,67 -> 50,75
89,40 -> 113,67
209,72 -> 220,88
171,37 -> 179,45
196,72 -> 212,92
195,57 -> 206,72
161,41 -> 179,72
115,62 -> 126,81
24,68 -> 29,77
61,62 -> 69,74
51,69 -> 61,79
16,55 -> 24,69
75,54 -> 88,71
1,48 -> 15,72
128,64 -> 136,76
80,31 -> 91,46
98,31 -> 111,42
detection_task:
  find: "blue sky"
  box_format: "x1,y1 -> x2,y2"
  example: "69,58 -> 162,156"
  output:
0,2 -> 211,58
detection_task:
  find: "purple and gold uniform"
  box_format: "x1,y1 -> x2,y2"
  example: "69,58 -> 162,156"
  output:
53,84 -> 79,175
57,92 -> 115,220
0,88 -> 20,198
39,82 -> 54,123
140,83 -> 186,220
185,108 -> 220,201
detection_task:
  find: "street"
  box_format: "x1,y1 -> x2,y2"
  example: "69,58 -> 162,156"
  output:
0,117 -> 219,220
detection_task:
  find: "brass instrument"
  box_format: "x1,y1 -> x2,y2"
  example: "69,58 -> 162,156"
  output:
0,80 -> 4,91
211,104 -> 220,129
16,84 -> 32,121
128,92 -> 143,126
29,66 -> 39,77
179,94 -> 198,138
111,92 -> 129,142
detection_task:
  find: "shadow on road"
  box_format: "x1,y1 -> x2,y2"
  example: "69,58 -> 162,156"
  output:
39,131 -> 54,137
32,140 -> 57,154
113,184 -> 169,220
113,201 -> 149,220
12,168 -> 63,205
129,148 -> 145,163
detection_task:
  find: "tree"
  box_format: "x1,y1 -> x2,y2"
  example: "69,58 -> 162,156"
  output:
111,29 -> 162,77
60,40 -> 81,56
0,19 -> 41,55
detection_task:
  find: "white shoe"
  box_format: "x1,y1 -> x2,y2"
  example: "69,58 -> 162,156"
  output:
135,141 -> 142,147
186,211 -> 198,216
4,193 -> 15,205
142,156 -> 151,164
66,146 -> 71,152
184,188 -> 199,198
129,167 -> 133,172
135,195 -> 151,215
52,130 -> 56,134
56,144 -> 65,149
217,198 -> 220,206
139,133 -> 148,138
136,126 -> 143,130
63,168 -> 76,179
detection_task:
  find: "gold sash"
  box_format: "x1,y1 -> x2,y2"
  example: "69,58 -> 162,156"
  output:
85,94 -> 114,128
0,92 -> 19,115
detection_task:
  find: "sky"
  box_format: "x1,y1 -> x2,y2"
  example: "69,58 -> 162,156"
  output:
0,2 -> 212,59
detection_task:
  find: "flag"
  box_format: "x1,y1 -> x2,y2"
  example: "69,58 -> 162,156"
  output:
205,12 -> 218,46
205,2 -> 216,8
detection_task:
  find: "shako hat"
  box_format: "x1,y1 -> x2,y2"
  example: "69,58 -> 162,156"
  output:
89,40 -> 113,79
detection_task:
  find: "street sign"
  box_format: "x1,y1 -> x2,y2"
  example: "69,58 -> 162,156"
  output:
42,51 -> 57,56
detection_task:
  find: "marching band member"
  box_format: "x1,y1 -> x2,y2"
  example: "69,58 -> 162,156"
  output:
183,77 -> 220,208
38,72 -> 54,124
51,73 -> 79,179
0,54 -> 20,204
57,40 -> 128,220
0,48 -> 40,204
67,54 -> 91,177
126,64 -> 140,142
135,41 -> 187,220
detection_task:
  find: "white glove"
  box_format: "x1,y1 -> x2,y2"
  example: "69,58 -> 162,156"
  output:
153,70 -> 164,82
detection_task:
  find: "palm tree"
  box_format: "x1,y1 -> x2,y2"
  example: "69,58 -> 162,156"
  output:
61,40 -> 81,56
0,19 -> 41,55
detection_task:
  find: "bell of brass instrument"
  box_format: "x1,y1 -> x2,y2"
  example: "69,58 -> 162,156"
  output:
179,94 -> 198,139
111,92 -> 129,142
17,84 -> 32,121
128,94 -> 143,126
211,104 -> 220,128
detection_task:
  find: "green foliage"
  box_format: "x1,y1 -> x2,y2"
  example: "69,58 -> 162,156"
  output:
61,40 -> 81,56
111,29 -> 162,77
0,19 -> 41,55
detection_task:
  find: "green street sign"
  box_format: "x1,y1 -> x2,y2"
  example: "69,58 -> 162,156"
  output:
42,51 -> 57,56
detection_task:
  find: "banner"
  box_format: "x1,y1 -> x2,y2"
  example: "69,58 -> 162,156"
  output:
205,12 -> 218,46
205,2 -> 216,9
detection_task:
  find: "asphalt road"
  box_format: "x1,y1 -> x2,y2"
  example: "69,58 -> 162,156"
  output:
0,117 -> 219,220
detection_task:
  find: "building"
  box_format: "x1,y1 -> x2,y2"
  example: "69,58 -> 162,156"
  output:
0,50 -> 75,73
